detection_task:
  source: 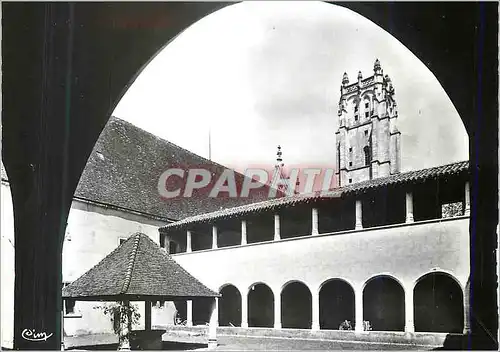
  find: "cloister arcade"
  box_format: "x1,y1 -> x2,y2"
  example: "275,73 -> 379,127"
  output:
178,272 -> 464,334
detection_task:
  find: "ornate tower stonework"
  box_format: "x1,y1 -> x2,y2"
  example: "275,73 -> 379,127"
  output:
335,59 -> 401,187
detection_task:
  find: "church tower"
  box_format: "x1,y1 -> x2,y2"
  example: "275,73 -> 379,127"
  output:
335,59 -> 401,187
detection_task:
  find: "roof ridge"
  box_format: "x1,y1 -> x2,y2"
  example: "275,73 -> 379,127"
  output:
109,116 -> 257,181
121,233 -> 142,294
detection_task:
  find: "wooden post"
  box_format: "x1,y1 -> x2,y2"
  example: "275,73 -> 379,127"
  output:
406,192 -> 414,223
145,301 -> 151,331
212,226 -> 218,249
208,298 -> 218,349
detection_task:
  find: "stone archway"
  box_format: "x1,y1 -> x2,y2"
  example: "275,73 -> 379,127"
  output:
319,279 -> 355,330
281,281 -> 312,329
363,275 -> 405,331
219,284 -> 242,327
248,283 -> 274,328
414,272 -> 464,333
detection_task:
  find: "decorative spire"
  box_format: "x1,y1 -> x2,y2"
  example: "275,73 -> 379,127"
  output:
374,58 -> 381,72
276,145 -> 283,165
342,72 -> 349,86
357,71 -> 363,80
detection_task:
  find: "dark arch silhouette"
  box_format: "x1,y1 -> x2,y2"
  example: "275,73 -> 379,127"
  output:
248,283 -> 274,328
281,281 -> 312,329
219,284 -> 242,327
363,275 -> 405,331
414,272 -> 464,333
2,2 -> 497,349
319,279 -> 355,330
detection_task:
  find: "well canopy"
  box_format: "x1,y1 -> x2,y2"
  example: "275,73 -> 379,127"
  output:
62,233 -> 219,301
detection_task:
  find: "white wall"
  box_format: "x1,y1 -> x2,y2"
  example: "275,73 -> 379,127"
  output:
173,216 -> 470,299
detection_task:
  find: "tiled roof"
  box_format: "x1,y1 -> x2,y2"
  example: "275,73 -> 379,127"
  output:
160,160 -> 469,231
74,116 -> 273,221
62,233 -> 219,300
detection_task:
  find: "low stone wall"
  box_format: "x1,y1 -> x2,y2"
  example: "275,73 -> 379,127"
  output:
156,325 -> 459,348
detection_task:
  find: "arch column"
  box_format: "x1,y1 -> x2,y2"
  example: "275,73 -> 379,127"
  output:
241,289 -> 248,328
405,285 -> 414,332
274,288 -> 281,329
355,287 -> 363,332
464,281 -> 471,334
311,289 -> 320,331
464,181 -> 471,216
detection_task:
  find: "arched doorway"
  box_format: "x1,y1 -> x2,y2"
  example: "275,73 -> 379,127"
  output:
414,272 -> 464,333
363,276 -> 405,331
281,281 -> 312,329
219,284 -> 242,327
319,279 -> 355,330
248,283 -> 274,328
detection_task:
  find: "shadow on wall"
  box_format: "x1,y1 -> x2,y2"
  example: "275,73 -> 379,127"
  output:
433,334 -> 495,350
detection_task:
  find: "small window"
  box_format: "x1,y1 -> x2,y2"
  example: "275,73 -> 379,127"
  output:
355,115 -> 358,121
349,161 -> 352,167
364,130 -> 368,136
65,299 -> 75,315
119,238 -> 127,245
365,112 -> 369,118
365,102 -> 369,108
349,147 -> 353,152
349,179 -> 352,184
354,105 -> 358,112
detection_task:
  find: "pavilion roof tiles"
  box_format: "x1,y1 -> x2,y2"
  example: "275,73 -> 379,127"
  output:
160,160 -> 469,231
62,233 -> 219,300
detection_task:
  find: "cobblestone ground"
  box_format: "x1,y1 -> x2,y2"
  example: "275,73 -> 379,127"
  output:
65,333 -> 432,350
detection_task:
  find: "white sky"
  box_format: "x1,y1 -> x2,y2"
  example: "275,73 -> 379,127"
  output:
113,1 -> 468,175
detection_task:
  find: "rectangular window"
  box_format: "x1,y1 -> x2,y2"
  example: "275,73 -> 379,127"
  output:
65,300 -> 76,315
355,115 -> 358,121
365,112 -> 369,118
364,130 -> 368,136
365,102 -> 369,108
349,161 -> 352,167
354,106 -> 358,112
349,147 -> 353,152
349,179 -> 352,184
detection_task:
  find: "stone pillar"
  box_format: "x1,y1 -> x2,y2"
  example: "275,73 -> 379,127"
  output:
241,220 -> 247,245
311,290 -> 320,331
312,208 -> 319,235
355,289 -> 364,333
406,192 -> 414,223
186,300 -> 193,327
405,288 -> 414,333
145,301 -> 152,331
212,226 -> 218,249
241,289 -> 249,328
463,281 -> 471,334
274,214 -> 280,241
355,200 -> 363,230
208,298 -> 218,349
274,289 -> 281,329
186,230 -> 192,253
464,181 -> 471,216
